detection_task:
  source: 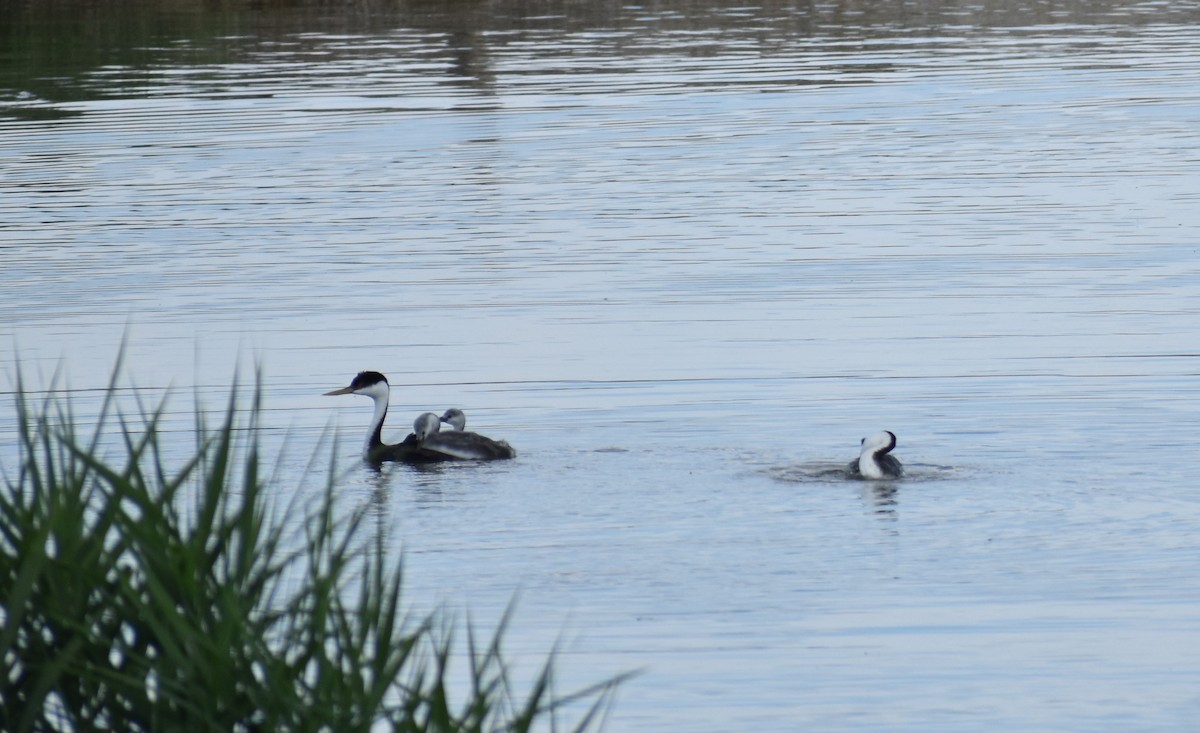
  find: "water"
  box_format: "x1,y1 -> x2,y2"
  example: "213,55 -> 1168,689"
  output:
3,1 -> 1200,729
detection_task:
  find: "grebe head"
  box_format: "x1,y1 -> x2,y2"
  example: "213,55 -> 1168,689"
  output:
413,412 -> 441,441
324,372 -> 395,458
860,430 -> 897,456
324,371 -> 389,400
439,408 -> 466,431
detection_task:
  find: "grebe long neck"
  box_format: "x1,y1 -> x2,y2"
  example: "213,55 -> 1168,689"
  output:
364,382 -> 391,455
858,453 -> 885,480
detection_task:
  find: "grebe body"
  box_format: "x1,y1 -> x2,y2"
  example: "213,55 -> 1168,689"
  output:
848,430 -> 903,480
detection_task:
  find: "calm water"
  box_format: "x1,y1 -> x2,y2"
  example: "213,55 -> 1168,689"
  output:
3,1 -> 1200,729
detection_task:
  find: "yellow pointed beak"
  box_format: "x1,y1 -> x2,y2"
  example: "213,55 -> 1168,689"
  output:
323,386 -> 355,396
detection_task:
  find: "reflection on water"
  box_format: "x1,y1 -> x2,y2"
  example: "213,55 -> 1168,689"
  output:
862,481 -> 899,517
7,0 -> 1200,111
3,1 -> 1200,730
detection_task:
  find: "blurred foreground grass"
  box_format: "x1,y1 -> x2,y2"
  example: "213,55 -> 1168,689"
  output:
0,362 -> 624,732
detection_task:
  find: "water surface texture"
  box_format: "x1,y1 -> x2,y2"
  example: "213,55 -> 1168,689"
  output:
3,1 -> 1199,730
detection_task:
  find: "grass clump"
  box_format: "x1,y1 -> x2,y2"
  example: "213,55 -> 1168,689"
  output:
0,365 -> 622,733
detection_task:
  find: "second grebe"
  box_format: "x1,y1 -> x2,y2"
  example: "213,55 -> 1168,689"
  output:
848,430 -> 903,480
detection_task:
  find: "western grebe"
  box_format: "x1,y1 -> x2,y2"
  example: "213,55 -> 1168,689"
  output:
849,430 -> 903,480
324,371 -> 515,463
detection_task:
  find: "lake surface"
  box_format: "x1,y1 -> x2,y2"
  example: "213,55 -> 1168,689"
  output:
3,1 -> 1200,729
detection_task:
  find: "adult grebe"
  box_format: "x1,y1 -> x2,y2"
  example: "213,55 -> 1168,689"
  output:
324,372 -> 515,463
848,430 -> 903,480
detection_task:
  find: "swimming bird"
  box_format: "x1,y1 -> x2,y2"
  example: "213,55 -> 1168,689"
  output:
439,408 -> 466,431
324,371 -> 515,463
848,430 -> 903,480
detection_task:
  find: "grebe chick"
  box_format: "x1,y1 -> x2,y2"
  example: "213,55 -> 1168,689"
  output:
848,430 -> 903,480
324,371 -> 515,463
413,412 -> 442,441
439,408 -> 466,431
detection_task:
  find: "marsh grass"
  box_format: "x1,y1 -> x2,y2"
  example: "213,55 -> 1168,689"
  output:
0,363 -> 624,732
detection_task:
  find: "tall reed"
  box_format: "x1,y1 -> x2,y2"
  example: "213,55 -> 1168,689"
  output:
0,364 -> 623,732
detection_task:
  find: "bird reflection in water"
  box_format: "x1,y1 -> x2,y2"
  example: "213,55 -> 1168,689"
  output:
861,481 -> 899,519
